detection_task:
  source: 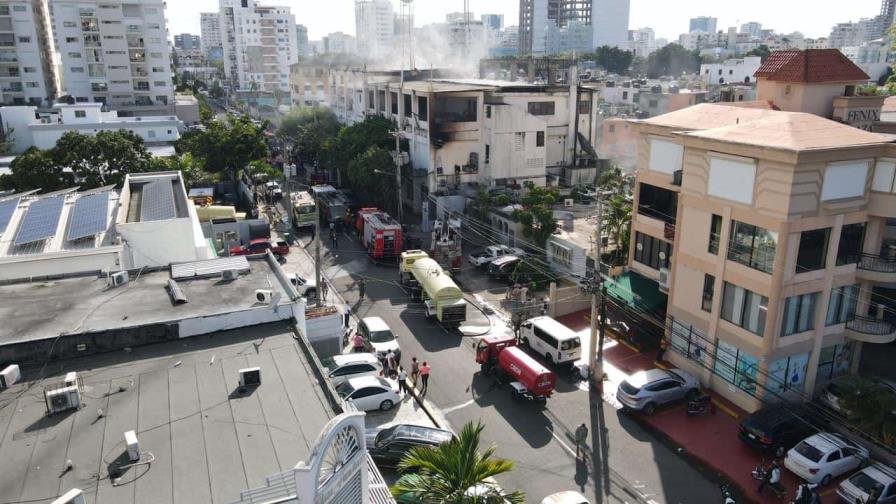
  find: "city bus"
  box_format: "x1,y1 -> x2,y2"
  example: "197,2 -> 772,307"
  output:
292,191 -> 316,229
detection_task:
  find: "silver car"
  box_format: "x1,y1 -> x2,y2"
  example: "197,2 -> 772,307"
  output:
616,368 -> 701,415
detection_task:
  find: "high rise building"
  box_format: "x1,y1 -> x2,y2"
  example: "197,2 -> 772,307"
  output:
355,0 -> 393,60
592,0 -> 629,48
740,22 -> 762,39
519,0 -> 628,55
829,18 -> 877,48
689,16 -> 717,34
174,33 -> 201,51
219,0 -> 297,93
323,32 -> 356,54
48,0 -> 174,111
481,14 -> 504,31
0,0 -> 56,106
200,12 -> 222,61
878,0 -> 896,38
296,24 -> 309,57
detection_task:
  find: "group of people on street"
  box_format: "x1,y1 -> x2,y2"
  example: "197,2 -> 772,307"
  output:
383,354 -> 431,396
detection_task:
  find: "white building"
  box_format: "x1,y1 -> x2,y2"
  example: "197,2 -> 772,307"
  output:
0,0 -> 56,107
219,0 -> 297,93
48,0 -> 175,114
699,56 -> 762,85
740,22 -> 762,39
629,27 -> 660,58
829,18 -> 877,49
592,0 -> 630,48
200,12 -> 222,61
842,39 -> 892,82
0,102 -> 183,153
355,0 -> 393,60
323,31 -> 356,54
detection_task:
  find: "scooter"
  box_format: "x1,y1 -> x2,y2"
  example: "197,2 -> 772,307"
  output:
686,393 -> 716,416
751,462 -> 787,499
720,483 -> 735,504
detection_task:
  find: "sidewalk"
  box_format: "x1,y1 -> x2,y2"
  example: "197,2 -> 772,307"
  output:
555,308 -> 842,504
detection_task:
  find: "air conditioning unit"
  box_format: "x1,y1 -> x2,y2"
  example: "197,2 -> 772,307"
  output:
564,198 -> 574,207
238,367 -> 261,387
46,386 -> 81,414
51,488 -> 86,504
0,364 -> 20,388
110,271 -> 129,287
125,430 -> 140,462
222,269 -> 238,281
658,267 -> 670,292
255,289 -> 273,304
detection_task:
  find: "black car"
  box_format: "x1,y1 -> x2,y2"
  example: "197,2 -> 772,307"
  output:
365,424 -> 454,467
738,405 -> 817,453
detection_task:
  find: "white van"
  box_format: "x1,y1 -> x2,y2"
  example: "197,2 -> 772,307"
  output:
519,316 -> 581,366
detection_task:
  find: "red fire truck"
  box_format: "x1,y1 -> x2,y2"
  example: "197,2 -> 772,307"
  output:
355,208 -> 403,259
475,333 -> 556,403
430,218 -> 462,274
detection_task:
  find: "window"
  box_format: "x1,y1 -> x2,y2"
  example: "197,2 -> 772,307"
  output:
533,326 -> 558,349
708,214 -> 722,254
721,282 -> 768,336
416,94 -> 426,120
826,284 -> 858,326
782,293 -> 818,336
149,52 -> 162,58
608,124 -> 616,133
649,99 -> 658,107
796,228 -> 830,272
836,223 -> 865,266
485,105 -> 491,118
65,37 -> 78,43
536,131 -> 544,147
578,100 -> 591,114
403,94 -> 412,117
637,183 -> 677,224
148,130 -> 156,138
622,91 -> 628,100
64,21 -> 77,28
527,101 -> 555,115
25,82 -> 38,88
714,339 -> 759,394
390,91 -> 397,114
12,4 -> 24,10
153,80 -> 166,86
17,37 -> 30,43
727,220 -> 776,274
22,67 -> 35,73
702,274 -> 715,312
68,52 -> 82,58
485,144 -> 490,164
434,97 -> 476,122
74,110 -> 86,118
633,232 -> 672,270
71,67 -> 84,73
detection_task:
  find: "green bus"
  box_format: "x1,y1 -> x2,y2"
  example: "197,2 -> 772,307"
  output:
292,191 -> 316,229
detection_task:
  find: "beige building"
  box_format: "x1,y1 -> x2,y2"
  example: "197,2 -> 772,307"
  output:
628,103 -> 896,412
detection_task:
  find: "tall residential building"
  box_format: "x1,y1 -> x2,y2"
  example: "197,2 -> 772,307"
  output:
481,13 -> 504,30
219,0 -> 297,93
200,12 -> 222,62
355,0 -> 393,60
592,0 -> 629,49
48,0 -> 174,112
829,18 -> 877,49
445,11 -> 475,24
295,23 -> 309,56
689,16 -> 717,34
174,33 -> 201,51
876,0 -> 896,38
519,0 -> 628,55
629,27 -> 658,58
323,32 -> 356,54
740,22 -> 762,39
0,0 -> 56,106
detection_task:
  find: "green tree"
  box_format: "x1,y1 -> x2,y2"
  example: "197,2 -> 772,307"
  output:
586,45 -> 635,74
392,421 -> 524,504
51,130 -> 152,187
605,194 -> 632,266
3,147 -> 72,192
278,106 -> 340,166
176,115 -> 268,180
149,152 -> 220,190
513,181 -> 558,251
209,80 -> 224,99
344,145 -> 397,213
745,44 -> 772,62
646,43 -> 701,78
839,378 -> 896,447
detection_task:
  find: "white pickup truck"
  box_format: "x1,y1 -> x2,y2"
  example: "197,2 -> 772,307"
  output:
467,245 -> 526,268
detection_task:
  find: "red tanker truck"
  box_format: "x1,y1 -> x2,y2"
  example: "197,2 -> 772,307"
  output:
475,333 -> 556,403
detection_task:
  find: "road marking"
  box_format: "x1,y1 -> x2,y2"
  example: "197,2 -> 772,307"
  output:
441,399 -> 476,414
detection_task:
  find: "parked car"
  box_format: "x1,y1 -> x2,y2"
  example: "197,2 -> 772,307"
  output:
289,273 -> 318,301
229,238 -> 290,257
838,463 -> 896,504
357,316 -> 400,361
541,491 -> 590,504
615,368 -> 701,415
468,245 -> 526,268
818,375 -> 896,417
265,181 -> 283,199
784,432 -> 870,485
738,405 -> 817,452
335,376 -> 399,411
326,353 -> 382,387
365,424 -> 454,466
487,255 -> 521,280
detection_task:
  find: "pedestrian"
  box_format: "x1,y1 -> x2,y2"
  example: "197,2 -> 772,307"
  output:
385,350 -> 397,378
331,229 -> 338,249
866,485 -> 882,504
351,331 -> 365,353
419,361 -> 431,395
343,307 -> 351,328
397,367 -> 408,395
757,460 -> 782,496
410,357 -> 420,385
656,337 -> 668,362
358,278 -> 367,301
575,423 -> 588,459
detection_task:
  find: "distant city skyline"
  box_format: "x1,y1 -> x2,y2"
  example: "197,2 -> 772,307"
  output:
170,0 -> 882,43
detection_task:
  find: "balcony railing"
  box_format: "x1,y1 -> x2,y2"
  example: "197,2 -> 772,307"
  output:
846,315 -> 895,336
857,253 -> 896,273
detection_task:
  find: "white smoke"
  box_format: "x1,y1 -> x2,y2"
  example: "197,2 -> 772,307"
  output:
367,21 -> 491,75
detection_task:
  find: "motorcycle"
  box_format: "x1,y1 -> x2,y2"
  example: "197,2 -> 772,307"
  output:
751,461 -> 787,499
686,393 -> 716,416
720,483 -> 735,504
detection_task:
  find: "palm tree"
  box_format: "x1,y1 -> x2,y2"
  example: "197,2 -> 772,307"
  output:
605,193 -> 632,266
840,377 -> 896,447
391,421 -> 525,504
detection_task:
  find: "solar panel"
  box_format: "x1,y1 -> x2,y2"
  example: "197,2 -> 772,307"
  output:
67,191 -> 110,241
140,180 -> 176,221
14,196 -> 65,245
0,197 -> 19,235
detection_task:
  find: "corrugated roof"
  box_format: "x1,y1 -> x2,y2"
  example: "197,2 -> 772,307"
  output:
754,49 -> 869,83
680,111 -> 893,151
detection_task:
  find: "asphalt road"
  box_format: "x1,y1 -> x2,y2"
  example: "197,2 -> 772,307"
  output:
299,227 -> 722,504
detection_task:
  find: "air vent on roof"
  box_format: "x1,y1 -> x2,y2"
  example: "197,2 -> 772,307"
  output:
125,430 -> 140,462
46,386 -> 80,414
255,289 -> 273,304
110,271 -> 129,287
0,364 -> 20,388
239,367 -> 261,387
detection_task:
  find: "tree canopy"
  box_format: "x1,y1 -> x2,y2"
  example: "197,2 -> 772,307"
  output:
277,106 -> 340,166
513,181 -> 559,250
645,43 -> 701,78
745,44 -> 772,62
583,45 -> 635,75
176,114 -> 268,179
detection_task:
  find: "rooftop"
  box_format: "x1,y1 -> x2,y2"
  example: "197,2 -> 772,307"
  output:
640,103 -> 779,130
754,49 -> 870,83
0,323 -> 335,504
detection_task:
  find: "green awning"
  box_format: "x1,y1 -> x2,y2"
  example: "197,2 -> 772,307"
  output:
604,270 -> 668,314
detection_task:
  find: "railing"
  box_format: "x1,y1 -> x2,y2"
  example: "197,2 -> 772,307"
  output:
229,469 -> 296,504
846,315 -> 895,336
857,253 -> 896,273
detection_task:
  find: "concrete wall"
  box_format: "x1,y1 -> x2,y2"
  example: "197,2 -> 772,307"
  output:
0,323 -> 178,364
178,304 -> 298,338
549,283 -> 592,318
0,248 -> 121,282
119,218 -> 201,269
757,79 -> 849,118
30,122 -> 181,150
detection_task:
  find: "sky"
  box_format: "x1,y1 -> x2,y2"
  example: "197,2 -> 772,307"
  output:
168,0 -> 883,42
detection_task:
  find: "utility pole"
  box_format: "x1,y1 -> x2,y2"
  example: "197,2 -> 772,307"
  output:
587,194 -> 605,387
394,72 -> 404,224
314,193 -> 322,307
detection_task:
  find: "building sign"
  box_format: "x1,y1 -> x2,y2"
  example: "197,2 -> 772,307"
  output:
845,109 -> 881,131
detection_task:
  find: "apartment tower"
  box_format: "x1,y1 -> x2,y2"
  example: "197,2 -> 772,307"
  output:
0,0 -> 56,106
218,0 -> 297,93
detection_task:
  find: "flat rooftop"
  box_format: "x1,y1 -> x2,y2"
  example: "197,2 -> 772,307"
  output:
0,323 -> 335,504
0,258 -> 292,345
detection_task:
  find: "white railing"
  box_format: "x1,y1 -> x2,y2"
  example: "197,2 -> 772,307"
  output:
228,469 -> 296,504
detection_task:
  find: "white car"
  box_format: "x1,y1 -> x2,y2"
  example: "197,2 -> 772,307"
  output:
785,432 -> 870,485
358,317 -> 401,361
326,353 -> 382,387
541,491 -> 590,504
335,376 -> 399,412
289,274 -> 318,302
838,463 -> 896,504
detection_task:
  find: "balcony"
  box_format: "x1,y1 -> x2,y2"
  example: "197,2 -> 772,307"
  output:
845,315 -> 896,344
855,253 -> 896,283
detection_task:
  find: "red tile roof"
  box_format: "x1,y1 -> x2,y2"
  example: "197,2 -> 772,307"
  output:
754,49 -> 869,83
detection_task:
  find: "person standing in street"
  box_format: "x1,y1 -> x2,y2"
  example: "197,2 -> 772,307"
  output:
419,361 -> 431,395
351,331 -> 365,353
397,367 -> 408,395
343,307 -> 351,328
330,229 -> 338,250
656,337 -> 668,363
358,278 -> 366,301
383,350 -> 396,378
410,357 -> 420,385
575,423 -> 588,459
